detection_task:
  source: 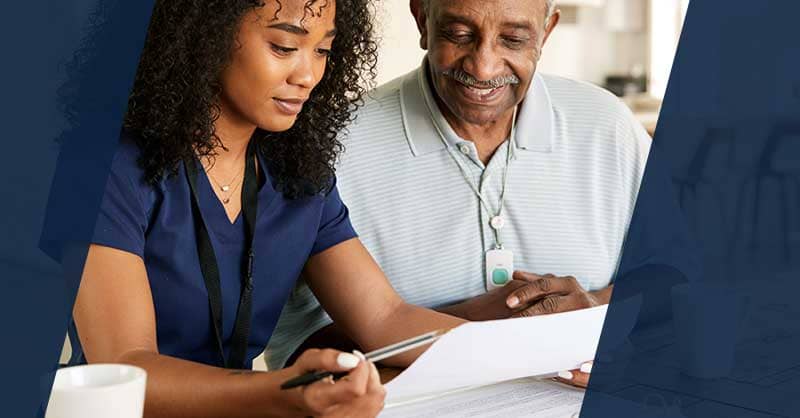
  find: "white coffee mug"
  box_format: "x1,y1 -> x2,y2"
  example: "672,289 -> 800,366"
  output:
45,364 -> 147,418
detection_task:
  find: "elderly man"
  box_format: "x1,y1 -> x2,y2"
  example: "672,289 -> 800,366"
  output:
267,0 -> 685,384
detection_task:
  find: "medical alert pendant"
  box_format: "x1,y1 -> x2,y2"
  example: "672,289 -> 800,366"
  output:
490,216 -> 505,231
485,247 -> 514,291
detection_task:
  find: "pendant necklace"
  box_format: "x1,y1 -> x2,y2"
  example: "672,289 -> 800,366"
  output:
439,108 -> 518,291
205,155 -> 246,205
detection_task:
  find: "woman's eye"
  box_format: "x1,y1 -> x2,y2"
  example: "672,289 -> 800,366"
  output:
270,43 -> 297,56
316,48 -> 332,57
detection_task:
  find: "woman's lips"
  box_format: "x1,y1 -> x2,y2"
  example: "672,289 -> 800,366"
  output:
273,98 -> 306,115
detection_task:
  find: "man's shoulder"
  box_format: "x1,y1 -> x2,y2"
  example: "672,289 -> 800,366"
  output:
538,73 -> 634,121
344,72 -> 413,144
366,74 -> 407,102
536,74 -> 651,168
355,72 -> 410,117
538,73 -> 649,148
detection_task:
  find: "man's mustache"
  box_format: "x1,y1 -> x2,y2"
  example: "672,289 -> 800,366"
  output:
442,69 -> 521,89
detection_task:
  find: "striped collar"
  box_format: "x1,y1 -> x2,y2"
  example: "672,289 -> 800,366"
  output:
400,58 -> 555,157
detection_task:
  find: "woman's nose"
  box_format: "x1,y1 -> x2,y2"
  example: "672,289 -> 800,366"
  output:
287,53 -> 318,89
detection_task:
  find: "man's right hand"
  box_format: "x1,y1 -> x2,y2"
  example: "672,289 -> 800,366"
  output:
437,279 -> 531,321
286,348 -> 386,417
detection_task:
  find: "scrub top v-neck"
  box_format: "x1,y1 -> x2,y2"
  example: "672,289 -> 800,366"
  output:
77,133 -> 357,369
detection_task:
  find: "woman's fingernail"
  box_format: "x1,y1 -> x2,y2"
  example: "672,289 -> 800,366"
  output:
337,353 -> 361,369
557,371 -> 574,380
507,297 -> 520,308
580,362 -> 593,373
352,350 -> 367,361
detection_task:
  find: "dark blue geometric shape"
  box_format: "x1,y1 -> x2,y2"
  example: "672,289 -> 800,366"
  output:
583,1 -> 800,416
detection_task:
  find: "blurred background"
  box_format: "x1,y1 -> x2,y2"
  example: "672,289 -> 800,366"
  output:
375,0 -> 690,136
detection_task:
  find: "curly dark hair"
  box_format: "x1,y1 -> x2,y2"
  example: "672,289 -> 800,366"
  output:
123,0 -> 377,198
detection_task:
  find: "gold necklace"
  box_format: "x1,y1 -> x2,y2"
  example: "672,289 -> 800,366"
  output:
207,168 -> 242,193
204,153 -> 246,204
220,178 -> 243,204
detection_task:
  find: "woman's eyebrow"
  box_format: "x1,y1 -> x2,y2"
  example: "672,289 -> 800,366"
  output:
267,22 -> 337,38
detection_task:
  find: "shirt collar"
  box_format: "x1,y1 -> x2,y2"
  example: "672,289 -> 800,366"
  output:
400,57 -> 555,157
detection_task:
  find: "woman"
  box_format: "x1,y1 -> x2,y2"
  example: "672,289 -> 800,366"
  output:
70,0 -> 462,416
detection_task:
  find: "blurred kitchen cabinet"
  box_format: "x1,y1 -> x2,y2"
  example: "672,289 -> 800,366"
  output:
606,0 -> 646,32
558,0 -> 605,6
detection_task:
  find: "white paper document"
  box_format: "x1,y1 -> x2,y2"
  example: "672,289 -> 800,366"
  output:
385,305 -> 609,402
380,378 -> 584,418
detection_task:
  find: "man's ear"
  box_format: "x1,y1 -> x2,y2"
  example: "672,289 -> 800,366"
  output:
410,0 -> 429,50
541,9 -> 560,46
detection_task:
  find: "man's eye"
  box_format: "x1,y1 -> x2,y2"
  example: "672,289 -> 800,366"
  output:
443,30 -> 473,44
270,44 -> 297,55
502,37 -> 527,49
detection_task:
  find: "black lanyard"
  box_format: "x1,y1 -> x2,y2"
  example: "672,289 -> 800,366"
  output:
184,142 -> 258,369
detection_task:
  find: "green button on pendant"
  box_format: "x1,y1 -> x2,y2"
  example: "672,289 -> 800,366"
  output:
492,268 -> 510,285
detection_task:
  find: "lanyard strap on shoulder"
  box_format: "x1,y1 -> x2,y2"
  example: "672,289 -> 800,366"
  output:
184,142 -> 258,369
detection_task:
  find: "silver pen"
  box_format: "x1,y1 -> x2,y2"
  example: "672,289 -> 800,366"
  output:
280,329 -> 447,390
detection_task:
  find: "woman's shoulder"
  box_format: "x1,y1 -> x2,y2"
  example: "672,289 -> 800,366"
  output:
106,130 -> 160,200
110,130 -> 156,190
112,130 -> 144,170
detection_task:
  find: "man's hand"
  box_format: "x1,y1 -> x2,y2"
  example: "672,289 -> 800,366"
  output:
505,271 -> 609,317
437,279 -> 531,321
437,272 -> 612,321
555,361 -> 593,389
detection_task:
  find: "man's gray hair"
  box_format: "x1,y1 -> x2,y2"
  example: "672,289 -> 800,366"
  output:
546,0 -> 556,16
420,0 -> 556,18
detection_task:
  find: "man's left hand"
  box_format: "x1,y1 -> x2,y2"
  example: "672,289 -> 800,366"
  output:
555,362 -> 593,389
505,271 -> 608,317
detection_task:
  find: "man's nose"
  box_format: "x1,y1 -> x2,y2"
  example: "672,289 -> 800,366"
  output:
461,39 -> 505,83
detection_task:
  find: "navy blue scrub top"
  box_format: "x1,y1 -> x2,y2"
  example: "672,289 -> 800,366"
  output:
72,133 -> 357,369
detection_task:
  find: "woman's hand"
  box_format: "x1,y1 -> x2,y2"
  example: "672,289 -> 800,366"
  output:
286,349 -> 386,417
321,359 -> 385,417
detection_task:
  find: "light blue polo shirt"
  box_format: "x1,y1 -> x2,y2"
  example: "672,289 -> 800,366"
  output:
265,62 -> 653,369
